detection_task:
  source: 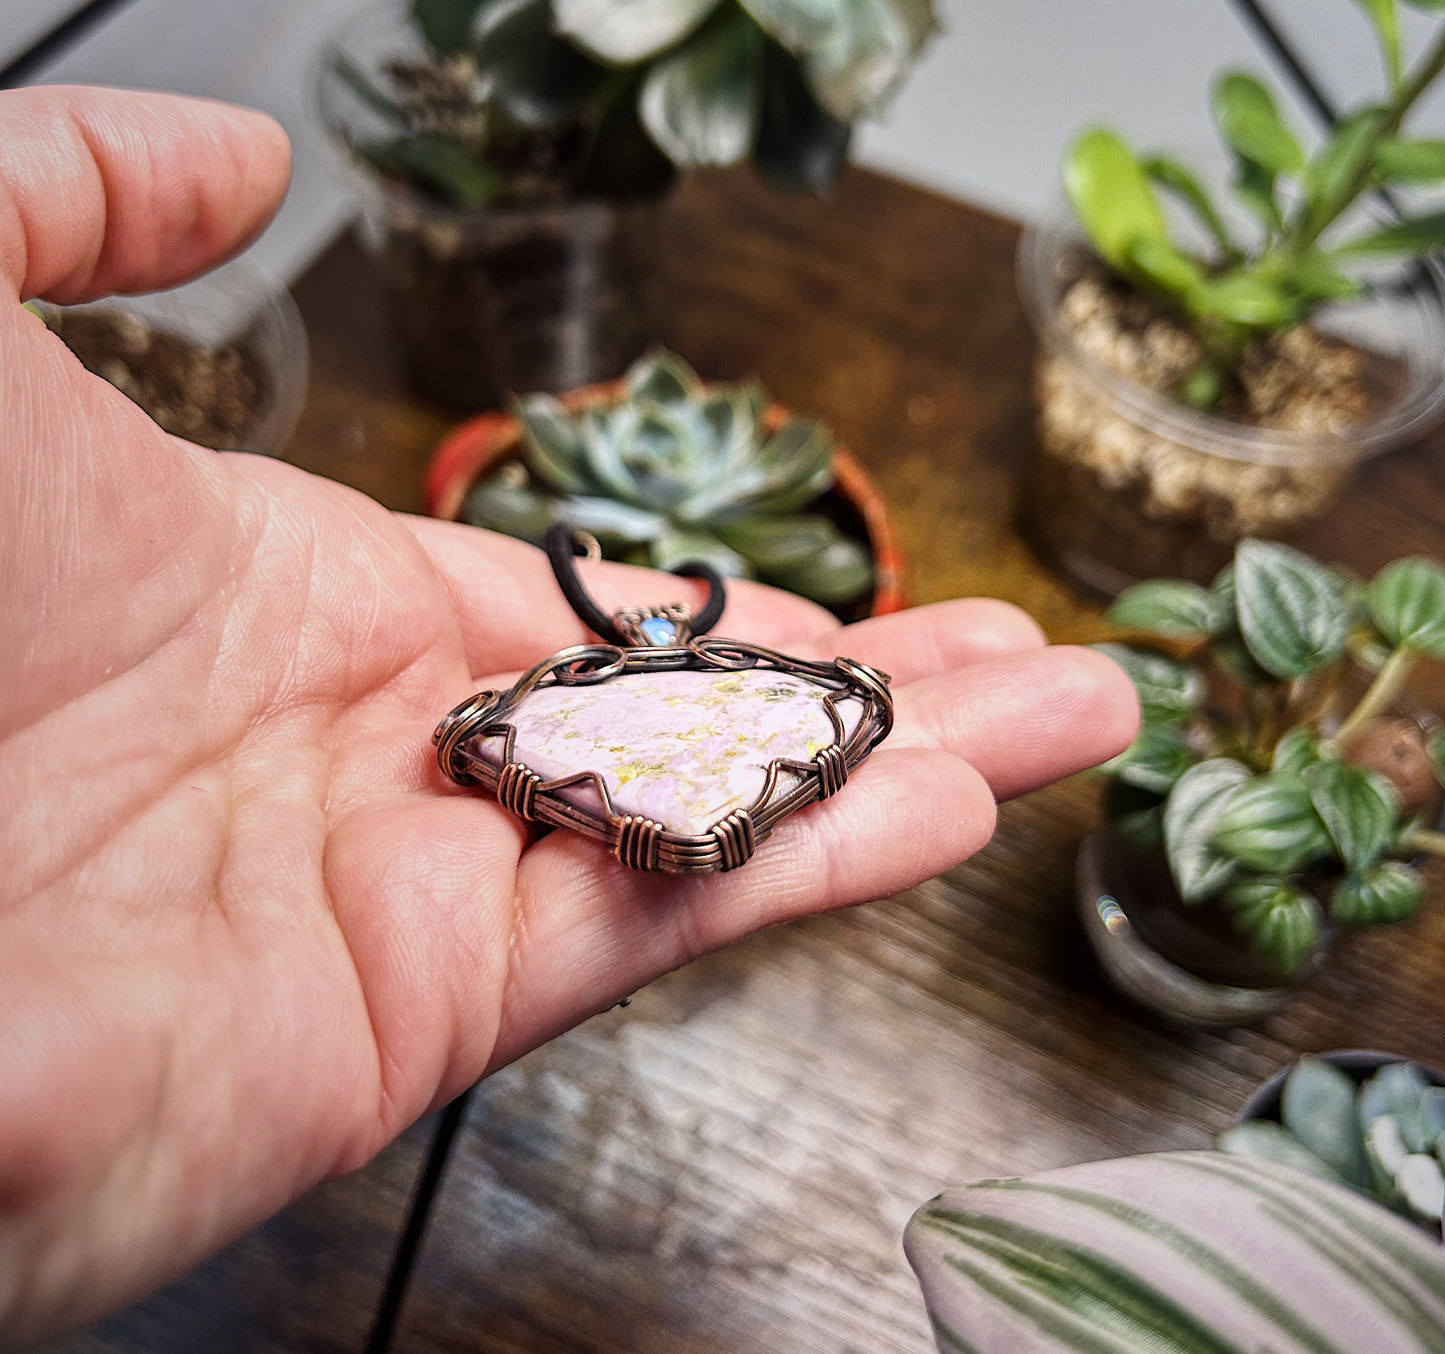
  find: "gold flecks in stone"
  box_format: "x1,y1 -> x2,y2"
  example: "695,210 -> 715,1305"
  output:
478,667 -> 866,835
673,721 -> 725,744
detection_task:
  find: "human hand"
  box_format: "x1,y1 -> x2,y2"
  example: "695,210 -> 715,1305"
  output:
0,86 -> 1137,1346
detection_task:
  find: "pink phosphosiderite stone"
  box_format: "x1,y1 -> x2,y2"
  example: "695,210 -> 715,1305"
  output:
475,668 -> 863,835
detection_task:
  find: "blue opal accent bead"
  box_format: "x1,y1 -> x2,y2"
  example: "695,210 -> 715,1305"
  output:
638,616 -> 679,646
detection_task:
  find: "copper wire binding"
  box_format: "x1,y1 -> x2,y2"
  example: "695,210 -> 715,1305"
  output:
433,638 -> 892,874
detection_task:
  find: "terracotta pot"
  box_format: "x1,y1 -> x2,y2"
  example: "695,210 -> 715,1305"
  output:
423,381 -> 907,619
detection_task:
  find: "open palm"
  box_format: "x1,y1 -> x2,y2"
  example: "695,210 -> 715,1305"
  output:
0,87 -> 1136,1347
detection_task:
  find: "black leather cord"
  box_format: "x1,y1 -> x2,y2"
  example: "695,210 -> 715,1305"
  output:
363,1084 -> 476,1354
544,525 -> 725,644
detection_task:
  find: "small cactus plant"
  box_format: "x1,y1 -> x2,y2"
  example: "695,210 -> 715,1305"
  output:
463,349 -> 875,608
1219,1055 -> 1445,1238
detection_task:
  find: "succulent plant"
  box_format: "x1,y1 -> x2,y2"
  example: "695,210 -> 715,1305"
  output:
1219,1055 -> 1445,1237
1062,0 -> 1445,410
463,349 -> 874,607
1097,539 -> 1445,980
326,0 -> 938,207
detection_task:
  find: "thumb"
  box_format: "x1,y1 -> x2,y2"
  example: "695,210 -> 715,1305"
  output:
0,85 -> 291,303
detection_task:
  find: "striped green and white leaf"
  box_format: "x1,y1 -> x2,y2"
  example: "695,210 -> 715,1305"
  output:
1163,758 -> 1251,902
1369,557 -> 1445,654
1331,861 -> 1425,925
1093,644 -> 1203,724
1234,540 -> 1349,679
1304,758 -> 1399,873
1100,724 -> 1198,795
1107,579 -> 1223,640
1211,771 -> 1331,875
905,1151 -> 1445,1354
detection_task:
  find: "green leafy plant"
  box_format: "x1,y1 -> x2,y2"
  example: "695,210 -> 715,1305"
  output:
463,348 -> 874,607
1219,1055 -> 1445,1236
330,0 -> 938,206
905,1150 -> 1445,1354
1063,0 -> 1445,410
1098,538 -> 1445,980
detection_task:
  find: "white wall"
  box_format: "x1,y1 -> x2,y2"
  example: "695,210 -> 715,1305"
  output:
854,0 -> 1316,220
0,0 -> 91,68
5,0 -> 1435,281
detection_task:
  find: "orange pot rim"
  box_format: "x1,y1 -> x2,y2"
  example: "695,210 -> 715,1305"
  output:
423,381 -> 906,616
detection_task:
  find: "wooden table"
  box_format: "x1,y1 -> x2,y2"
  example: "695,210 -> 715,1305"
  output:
48,168 -> 1445,1354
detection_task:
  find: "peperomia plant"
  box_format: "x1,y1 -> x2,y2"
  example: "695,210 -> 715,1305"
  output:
1098,538 -> 1445,981
1219,1055 -> 1445,1236
330,0 -> 938,206
1064,0 -> 1445,410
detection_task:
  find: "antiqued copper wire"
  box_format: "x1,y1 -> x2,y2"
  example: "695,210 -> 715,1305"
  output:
615,816 -> 663,871
813,745 -> 848,798
496,763 -> 542,819
433,638 -> 893,874
712,810 -> 757,871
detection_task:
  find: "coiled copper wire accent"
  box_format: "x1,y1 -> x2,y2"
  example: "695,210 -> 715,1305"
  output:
496,763 -> 542,819
615,816 -> 663,871
813,745 -> 848,799
432,691 -> 501,784
711,810 -> 757,871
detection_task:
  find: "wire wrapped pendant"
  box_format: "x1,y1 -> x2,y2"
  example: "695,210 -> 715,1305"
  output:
433,529 -> 893,873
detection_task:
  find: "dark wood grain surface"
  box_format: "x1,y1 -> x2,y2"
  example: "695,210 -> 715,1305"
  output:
45,166 -> 1445,1354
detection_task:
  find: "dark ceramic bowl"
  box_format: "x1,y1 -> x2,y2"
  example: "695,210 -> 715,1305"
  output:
1236,1050 -> 1445,1125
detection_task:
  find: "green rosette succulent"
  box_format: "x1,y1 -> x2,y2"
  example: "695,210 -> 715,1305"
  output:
1097,540 -> 1445,981
463,349 -> 875,607
1219,1055 -> 1445,1237
331,0 -> 938,206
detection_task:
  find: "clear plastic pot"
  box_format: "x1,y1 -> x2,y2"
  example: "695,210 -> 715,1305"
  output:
314,4 -> 659,412
37,257 -> 308,456
1017,208 -> 1445,595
